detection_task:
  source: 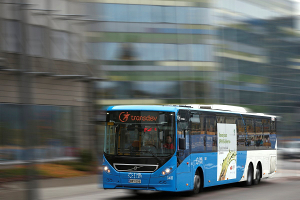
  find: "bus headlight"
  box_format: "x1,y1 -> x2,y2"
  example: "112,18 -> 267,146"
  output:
162,167 -> 172,175
103,165 -> 110,173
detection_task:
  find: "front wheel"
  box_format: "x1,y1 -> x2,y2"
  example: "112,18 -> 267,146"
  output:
193,171 -> 201,194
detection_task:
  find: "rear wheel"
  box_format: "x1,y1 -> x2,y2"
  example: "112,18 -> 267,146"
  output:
253,167 -> 261,185
193,170 -> 201,194
246,164 -> 253,186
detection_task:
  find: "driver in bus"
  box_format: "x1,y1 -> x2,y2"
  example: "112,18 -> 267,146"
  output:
163,135 -> 174,149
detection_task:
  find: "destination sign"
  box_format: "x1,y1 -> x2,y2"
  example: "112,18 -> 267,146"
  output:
108,111 -> 160,123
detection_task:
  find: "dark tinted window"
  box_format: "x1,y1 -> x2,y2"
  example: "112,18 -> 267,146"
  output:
237,118 -> 246,150
206,115 -> 216,152
190,112 -> 205,152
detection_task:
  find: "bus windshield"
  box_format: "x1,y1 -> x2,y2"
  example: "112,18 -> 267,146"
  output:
105,111 -> 175,157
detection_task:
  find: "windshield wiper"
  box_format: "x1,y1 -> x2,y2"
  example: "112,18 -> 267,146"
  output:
132,150 -> 163,165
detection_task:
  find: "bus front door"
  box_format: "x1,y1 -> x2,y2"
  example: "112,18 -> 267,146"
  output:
176,129 -> 191,191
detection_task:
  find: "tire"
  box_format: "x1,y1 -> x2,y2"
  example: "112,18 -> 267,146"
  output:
193,170 -> 201,194
246,164 -> 253,186
253,167 -> 261,185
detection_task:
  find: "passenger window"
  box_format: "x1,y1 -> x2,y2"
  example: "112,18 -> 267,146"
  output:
255,119 -> 262,134
206,115 -> 216,152
190,112 -> 205,152
225,116 -> 236,124
255,119 -> 263,148
237,118 -> 246,150
262,119 -> 271,148
246,118 -> 255,149
270,118 -> 276,149
271,119 -> 276,134
217,115 -> 225,123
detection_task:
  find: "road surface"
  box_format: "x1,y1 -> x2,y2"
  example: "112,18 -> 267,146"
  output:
47,159 -> 300,200
49,176 -> 300,200
1,159 -> 299,200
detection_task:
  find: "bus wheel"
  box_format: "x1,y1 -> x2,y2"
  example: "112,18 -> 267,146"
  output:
253,167 -> 261,185
193,170 -> 201,194
246,164 -> 253,186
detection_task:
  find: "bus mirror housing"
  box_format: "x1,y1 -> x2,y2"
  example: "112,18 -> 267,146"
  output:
179,138 -> 186,150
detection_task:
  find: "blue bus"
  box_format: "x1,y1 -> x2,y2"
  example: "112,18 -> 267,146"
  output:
102,105 -> 277,193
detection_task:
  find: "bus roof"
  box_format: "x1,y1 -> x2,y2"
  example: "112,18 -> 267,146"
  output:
107,105 -> 178,112
107,105 -> 277,119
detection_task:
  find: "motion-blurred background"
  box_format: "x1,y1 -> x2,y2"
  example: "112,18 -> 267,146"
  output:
0,0 -> 300,199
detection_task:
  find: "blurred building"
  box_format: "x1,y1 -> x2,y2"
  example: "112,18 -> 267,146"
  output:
85,0 -> 216,105
215,1 -> 300,137
85,0 -> 299,139
0,0 -> 99,163
2,0 -> 299,163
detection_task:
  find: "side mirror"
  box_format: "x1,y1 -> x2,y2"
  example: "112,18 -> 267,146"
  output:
179,138 -> 186,150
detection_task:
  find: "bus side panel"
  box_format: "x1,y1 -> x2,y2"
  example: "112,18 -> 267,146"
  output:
200,151 -> 247,188
237,151 -> 247,181
203,152 -> 217,187
176,156 -> 192,191
190,153 -> 206,187
241,149 -> 277,181
149,156 -> 177,192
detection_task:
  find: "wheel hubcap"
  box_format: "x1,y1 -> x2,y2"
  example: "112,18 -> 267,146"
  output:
194,175 -> 200,189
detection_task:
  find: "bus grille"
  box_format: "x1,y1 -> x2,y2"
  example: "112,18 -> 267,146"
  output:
113,163 -> 158,172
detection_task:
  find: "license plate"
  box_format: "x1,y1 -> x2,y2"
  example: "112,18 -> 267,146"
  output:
129,179 -> 141,183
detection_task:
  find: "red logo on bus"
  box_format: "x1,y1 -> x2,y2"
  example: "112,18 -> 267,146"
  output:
118,112 -> 158,123
119,112 -> 130,122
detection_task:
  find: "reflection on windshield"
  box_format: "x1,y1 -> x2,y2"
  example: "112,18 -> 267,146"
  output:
105,111 -> 175,157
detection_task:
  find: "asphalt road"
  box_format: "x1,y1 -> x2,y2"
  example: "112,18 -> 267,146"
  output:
51,177 -> 300,200
1,159 -> 299,200
52,159 -> 300,200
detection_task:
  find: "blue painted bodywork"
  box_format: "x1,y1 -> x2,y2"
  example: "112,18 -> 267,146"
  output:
103,155 -> 178,191
103,105 -> 249,192
103,151 -> 247,191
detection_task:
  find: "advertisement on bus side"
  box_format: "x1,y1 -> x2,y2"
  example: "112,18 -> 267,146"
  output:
217,123 -> 237,181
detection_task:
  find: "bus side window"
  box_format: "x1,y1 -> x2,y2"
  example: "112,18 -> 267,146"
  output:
190,112 -> 205,152
255,118 -> 263,148
271,120 -> 276,134
217,115 -> 225,123
270,119 -> 276,149
262,119 -> 271,148
237,118 -> 246,151
225,116 -> 236,124
206,115 -> 216,152
246,118 -> 255,150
